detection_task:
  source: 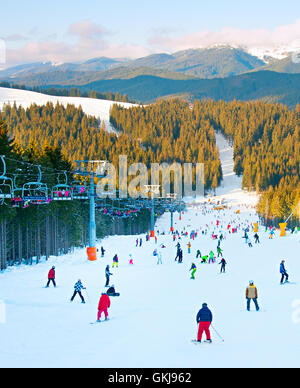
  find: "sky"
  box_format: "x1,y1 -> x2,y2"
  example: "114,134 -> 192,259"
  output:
1,0 -> 300,66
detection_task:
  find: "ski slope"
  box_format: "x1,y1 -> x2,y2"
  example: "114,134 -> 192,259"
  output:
0,87 -> 137,133
0,121 -> 299,368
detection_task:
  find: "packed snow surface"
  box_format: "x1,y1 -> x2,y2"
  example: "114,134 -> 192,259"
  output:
0,101 -> 299,367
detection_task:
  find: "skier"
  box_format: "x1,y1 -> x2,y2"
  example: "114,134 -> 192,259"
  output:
129,254 -> 134,265
97,292 -> 111,322
196,250 -> 202,259
157,251 -> 162,265
246,281 -> 260,311
175,244 -> 181,261
112,254 -> 119,268
254,233 -> 260,244
280,260 -> 289,284
105,265 -> 112,287
107,285 -> 120,297
217,246 -> 223,258
46,266 -> 56,288
139,238 -> 143,247
101,247 -> 105,257
209,251 -> 215,264
190,263 -> 197,279
136,239 -> 139,247
201,255 -> 208,264
196,303 -> 213,343
178,248 -> 183,264
219,258 -> 227,273
70,279 -> 86,303
187,242 -> 191,254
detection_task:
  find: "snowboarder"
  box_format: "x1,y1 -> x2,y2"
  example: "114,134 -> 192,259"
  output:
105,265 -> 112,287
280,260 -> 289,284
46,266 -> 56,288
196,303 -> 213,343
219,258 -> 227,273
190,263 -> 197,279
107,285 -> 120,297
97,292 -> 111,321
246,281 -> 260,311
70,279 -> 86,303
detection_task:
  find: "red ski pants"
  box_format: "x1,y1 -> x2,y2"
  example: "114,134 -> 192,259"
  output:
197,322 -> 211,341
98,308 -> 108,320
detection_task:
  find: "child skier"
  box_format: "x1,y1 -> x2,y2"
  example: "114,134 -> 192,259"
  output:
97,292 -> 111,322
46,266 -> 56,288
196,303 -> 213,343
70,279 -> 86,303
129,254 -> 134,265
190,263 -> 197,279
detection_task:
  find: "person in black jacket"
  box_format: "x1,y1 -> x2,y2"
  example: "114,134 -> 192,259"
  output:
107,285 -> 120,297
196,303 -> 213,343
105,265 -> 113,287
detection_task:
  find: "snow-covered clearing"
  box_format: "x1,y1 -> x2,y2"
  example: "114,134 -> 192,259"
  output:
0,87 -> 136,133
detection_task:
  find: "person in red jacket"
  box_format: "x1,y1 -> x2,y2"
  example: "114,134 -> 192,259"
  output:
46,266 -> 56,288
97,292 -> 111,322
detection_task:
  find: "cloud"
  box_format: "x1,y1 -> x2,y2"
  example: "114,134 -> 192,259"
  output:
4,19 -> 300,66
4,34 -> 28,42
68,20 -> 109,39
147,19 -> 300,53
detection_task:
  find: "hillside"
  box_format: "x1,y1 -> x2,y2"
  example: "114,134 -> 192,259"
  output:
52,71 -> 300,106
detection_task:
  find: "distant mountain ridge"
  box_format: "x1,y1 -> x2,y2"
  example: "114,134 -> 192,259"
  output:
1,46 -> 300,83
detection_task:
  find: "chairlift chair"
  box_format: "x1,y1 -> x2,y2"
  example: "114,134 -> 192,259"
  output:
22,165 -> 49,205
52,172 -> 73,201
0,156 -> 13,204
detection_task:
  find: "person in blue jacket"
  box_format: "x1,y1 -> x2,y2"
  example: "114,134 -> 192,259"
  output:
196,303 -> 213,343
280,260 -> 289,284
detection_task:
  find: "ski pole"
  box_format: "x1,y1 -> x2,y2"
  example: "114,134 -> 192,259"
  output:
84,289 -> 90,302
211,324 -> 225,342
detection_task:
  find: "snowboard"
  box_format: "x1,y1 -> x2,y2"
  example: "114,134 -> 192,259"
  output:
90,318 -> 113,325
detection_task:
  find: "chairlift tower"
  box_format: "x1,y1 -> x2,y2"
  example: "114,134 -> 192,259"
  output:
166,193 -> 178,232
75,160 -> 107,261
144,185 -> 160,238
